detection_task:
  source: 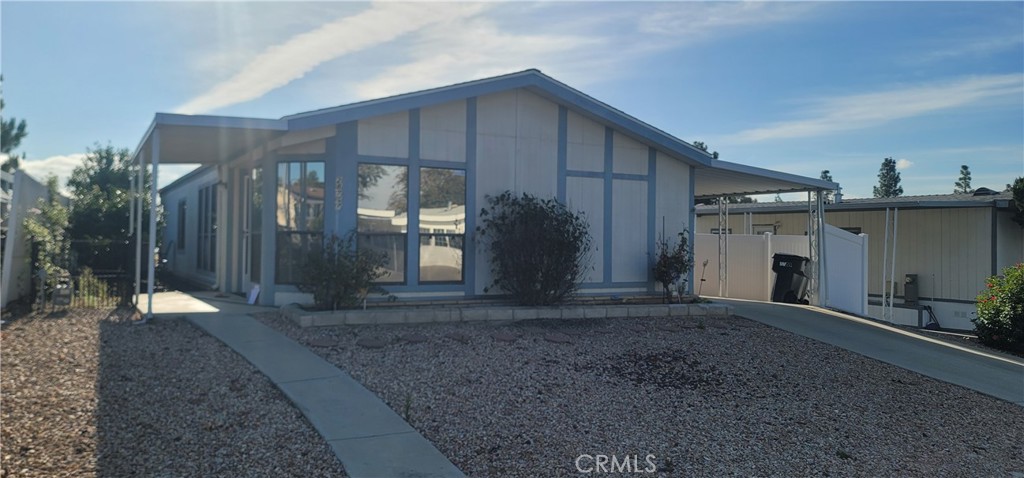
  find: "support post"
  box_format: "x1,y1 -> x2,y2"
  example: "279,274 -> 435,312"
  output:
881,208 -> 890,321
145,130 -> 160,320
134,154 -> 144,307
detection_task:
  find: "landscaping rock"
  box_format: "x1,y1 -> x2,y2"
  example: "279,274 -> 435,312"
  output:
307,337 -> 336,347
490,331 -> 518,342
445,332 -> 471,344
400,333 -> 429,344
543,332 -> 572,344
355,337 -> 388,349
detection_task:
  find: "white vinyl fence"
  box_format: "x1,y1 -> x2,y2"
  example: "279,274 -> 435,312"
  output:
694,226 -> 868,315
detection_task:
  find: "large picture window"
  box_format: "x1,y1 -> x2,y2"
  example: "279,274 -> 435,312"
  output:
357,163 -> 407,283
418,167 -> 465,283
196,184 -> 216,272
276,161 -> 325,284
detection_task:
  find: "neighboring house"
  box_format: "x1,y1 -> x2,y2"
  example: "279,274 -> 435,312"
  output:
696,189 -> 1024,330
140,69 -> 836,308
1,170 -> 65,308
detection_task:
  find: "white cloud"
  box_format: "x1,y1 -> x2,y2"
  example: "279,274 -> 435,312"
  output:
729,74 -> 1023,142
174,2 -> 487,114
895,158 -> 913,170
638,2 -> 816,37
18,153 -> 88,194
352,16 -> 604,99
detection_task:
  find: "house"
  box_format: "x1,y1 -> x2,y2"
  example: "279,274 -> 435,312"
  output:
695,189 -> 1024,330
136,70 -> 837,312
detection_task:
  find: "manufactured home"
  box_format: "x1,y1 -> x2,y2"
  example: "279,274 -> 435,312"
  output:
696,190 -> 1024,330
133,70 -> 837,312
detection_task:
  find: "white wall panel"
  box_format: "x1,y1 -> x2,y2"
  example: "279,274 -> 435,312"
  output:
358,111 -> 409,158
655,152 -> 690,240
566,177 -> 604,283
515,91 -> 558,197
612,132 -> 648,175
612,179 -> 648,282
566,110 -> 604,172
421,101 -> 467,162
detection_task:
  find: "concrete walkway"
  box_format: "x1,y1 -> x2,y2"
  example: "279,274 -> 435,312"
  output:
139,292 -> 464,478
717,298 -> 1024,407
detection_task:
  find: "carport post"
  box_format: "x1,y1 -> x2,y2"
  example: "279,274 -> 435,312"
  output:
134,154 -> 143,306
145,129 -> 160,320
816,190 -> 827,307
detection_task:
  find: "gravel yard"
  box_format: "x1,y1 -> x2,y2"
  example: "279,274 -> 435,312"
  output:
1,308 -> 346,478
257,311 -> 1024,477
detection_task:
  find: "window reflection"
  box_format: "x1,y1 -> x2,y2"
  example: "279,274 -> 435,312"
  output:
276,161 -> 325,284
419,168 -> 465,283
358,164 -> 408,283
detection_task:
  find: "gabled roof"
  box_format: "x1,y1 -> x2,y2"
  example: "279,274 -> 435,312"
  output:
144,69 -> 838,198
695,190 -> 1014,214
284,69 -> 716,167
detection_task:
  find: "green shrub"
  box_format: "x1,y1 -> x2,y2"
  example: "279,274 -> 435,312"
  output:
974,263 -> 1024,352
477,191 -> 592,306
298,232 -> 389,310
653,232 -> 694,303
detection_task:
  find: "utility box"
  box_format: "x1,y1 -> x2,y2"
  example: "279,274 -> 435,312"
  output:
904,274 -> 919,305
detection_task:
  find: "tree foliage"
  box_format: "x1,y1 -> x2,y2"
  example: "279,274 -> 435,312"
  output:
477,191 -> 592,306
653,232 -> 694,303
820,170 -> 834,202
387,167 -> 465,212
23,176 -> 70,294
298,232 -> 389,310
873,157 -> 903,198
954,164 -> 973,194
1,75 -> 28,172
974,263 -> 1024,353
67,143 -> 154,271
1010,177 -> 1024,228
691,141 -> 719,159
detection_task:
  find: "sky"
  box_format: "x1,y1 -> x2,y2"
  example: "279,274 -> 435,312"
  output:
1,1 -> 1022,199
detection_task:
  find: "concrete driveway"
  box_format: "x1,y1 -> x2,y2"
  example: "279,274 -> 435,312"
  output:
715,298 -> 1024,407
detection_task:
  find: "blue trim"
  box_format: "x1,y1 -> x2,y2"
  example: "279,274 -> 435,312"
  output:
566,170 -> 646,181
323,134 -> 339,235
354,155 -> 409,165
557,106 -> 567,203
647,147 -> 657,293
406,109 -> 421,286
603,126 -> 613,284
258,151 -> 277,305
283,70 -> 712,167
338,122 -> 359,236
464,98 -> 478,296
276,153 -> 329,163
420,158 -> 467,169
155,112 -> 288,130
688,165 -> 696,294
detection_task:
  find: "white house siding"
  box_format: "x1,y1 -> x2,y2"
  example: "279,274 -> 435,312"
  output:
611,179 -> 647,282
566,177 -> 604,283
612,132 -> 648,175
654,152 -> 690,249
358,111 -> 409,158
421,101 -> 467,163
566,110 -> 604,172
1,171 -> 51,307
160,167 -> 218,287
996,209 -> 1024,272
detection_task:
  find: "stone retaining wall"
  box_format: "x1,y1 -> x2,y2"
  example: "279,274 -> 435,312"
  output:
282,303 -> 733,328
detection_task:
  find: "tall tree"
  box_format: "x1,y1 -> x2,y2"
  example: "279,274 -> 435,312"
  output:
67,143 -> 153,271
819,170 -> 834,202
873,157 -> 903,198
1,75 -> 28,172
954,164 -> 973,194
1010,177 -> 1024,228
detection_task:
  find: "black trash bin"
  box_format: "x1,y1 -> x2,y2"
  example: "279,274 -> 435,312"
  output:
771,253 -> 810,304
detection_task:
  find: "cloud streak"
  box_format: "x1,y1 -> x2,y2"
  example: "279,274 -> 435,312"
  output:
174,2 -> 486,114
729,74 -> 1023,142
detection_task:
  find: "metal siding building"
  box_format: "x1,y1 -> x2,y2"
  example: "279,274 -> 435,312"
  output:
696,192 -> 1023,330
140,70 -> 835,309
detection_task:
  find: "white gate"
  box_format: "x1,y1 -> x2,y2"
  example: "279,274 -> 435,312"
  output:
694,226 -> 867,315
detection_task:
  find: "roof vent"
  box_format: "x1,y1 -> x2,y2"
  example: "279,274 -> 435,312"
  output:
972,187 -> 998,196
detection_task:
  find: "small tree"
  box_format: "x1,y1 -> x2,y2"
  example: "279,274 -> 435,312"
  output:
477,191 -> 592,306
974,263 -> 1024,353
820,170 -> 834,202
954,165 -> 973,194
298,232 -> 389,310
23,176 -> 70,297
1008,177 -> 1024,228
652,232 -> 694,303
873,157 -> 903,198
